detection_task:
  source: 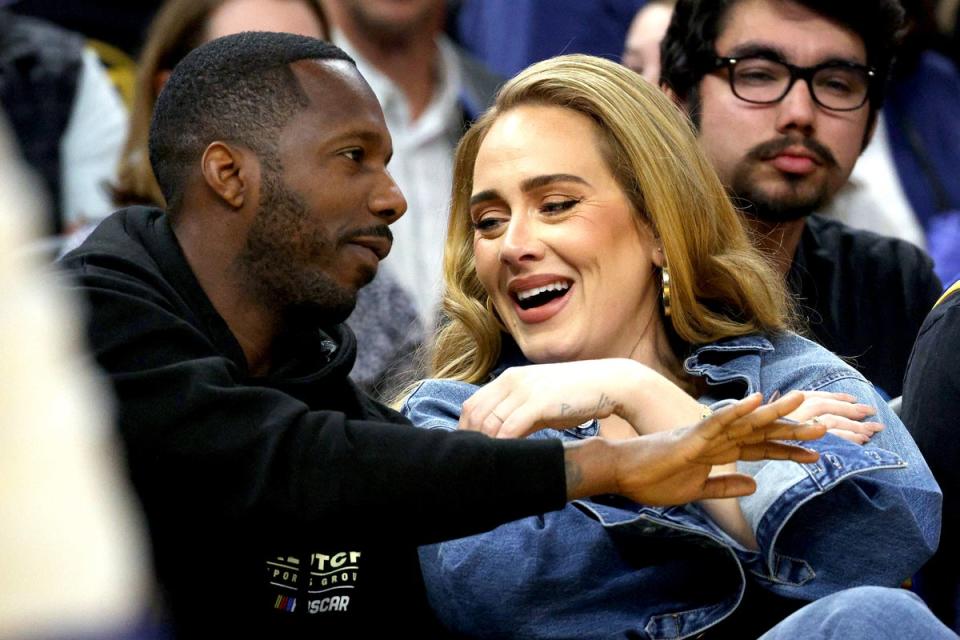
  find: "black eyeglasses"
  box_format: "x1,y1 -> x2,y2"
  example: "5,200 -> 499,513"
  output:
712,55 -> 876,111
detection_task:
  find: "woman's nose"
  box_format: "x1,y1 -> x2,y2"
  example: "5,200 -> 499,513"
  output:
498,215 -> 544,265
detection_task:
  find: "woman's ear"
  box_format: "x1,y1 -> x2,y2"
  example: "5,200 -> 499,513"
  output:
653,244 -> 666,268
200,141 -> 249,209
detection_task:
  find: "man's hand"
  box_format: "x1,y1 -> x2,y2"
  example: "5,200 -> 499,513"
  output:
563,391 -> 825,504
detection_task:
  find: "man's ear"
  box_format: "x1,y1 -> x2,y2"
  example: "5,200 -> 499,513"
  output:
200,141 -> 252,209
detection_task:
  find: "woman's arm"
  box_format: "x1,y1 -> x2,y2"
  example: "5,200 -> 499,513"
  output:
738,374 -> 942,597
457,359 -> 706,437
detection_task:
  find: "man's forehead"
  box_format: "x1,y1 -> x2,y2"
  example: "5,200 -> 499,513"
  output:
284,58 -> 390,146
291,58 -> 375,103
290,59 -> 386,121
716,0 -> 866,63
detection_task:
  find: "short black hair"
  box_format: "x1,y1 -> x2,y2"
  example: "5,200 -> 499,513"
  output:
149,31 -> 353,212
660,0 -> 905,129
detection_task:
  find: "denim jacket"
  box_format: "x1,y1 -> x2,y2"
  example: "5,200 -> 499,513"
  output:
401,332 -> 942,639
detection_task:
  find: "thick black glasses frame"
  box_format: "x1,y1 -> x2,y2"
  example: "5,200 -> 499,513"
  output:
712,55 -> 876,112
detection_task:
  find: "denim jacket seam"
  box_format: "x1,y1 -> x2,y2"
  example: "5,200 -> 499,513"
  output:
398,379 -> 429,414
690,344 -> 773,353
747,554 -> 816,586
803,370 -> 869,391
644,544 -> 747,640
761,459 -> 909,577
418,419 -> 457,431
574,502 -> 734,547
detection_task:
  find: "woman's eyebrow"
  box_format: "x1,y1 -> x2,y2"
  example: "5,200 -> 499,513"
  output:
470,174 -> 590,207
469,189 -> 501,207
520,173 -> 590,192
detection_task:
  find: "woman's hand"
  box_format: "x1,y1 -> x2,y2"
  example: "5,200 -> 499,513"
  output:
565,391 -> 826,504
458,359 -> 701,438
783,390 -> 884,445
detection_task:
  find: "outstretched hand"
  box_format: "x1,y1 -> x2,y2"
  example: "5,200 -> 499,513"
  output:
565,391 -> 826,505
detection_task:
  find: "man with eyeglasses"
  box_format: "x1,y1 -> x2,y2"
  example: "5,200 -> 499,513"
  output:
661,0 -> 942,400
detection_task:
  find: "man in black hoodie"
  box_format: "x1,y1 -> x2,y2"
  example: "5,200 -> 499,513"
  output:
60,32 -> 822,637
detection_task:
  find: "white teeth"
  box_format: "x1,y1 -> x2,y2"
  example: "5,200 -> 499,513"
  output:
516,281 -> 570,301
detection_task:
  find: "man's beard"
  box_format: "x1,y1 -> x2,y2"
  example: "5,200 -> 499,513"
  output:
729,135 -> 839,224
235,171 -> 356,327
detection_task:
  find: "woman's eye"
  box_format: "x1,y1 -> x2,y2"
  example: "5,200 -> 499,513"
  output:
541,199 -> 579,214
473,216 -> 504,232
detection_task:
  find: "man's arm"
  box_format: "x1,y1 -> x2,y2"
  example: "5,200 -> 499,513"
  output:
562,392 -> 821,504
66,263 -> 569,545
68,257 -> 818,549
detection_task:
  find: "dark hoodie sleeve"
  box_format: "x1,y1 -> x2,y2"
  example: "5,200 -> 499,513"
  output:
64,257 -> 566,545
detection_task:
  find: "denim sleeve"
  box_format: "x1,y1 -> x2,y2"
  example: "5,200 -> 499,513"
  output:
419,508 -> 625,637
403,381 -> 630,636
418,501 -> 749,639
738,373 -> 943,599
403,380 -> 684,637
401,379 -> 478,431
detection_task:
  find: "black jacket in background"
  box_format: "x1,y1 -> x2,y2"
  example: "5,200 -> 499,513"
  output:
59,207 -> 566,637
0,9 -> 84,233
787,214 -> 942,398
901,286 -> 960,630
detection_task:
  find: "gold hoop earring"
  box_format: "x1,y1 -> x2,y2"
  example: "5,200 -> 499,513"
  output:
661,265 -> 672,317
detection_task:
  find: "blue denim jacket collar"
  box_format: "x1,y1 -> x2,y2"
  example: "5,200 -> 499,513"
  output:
683,334 -> 774,399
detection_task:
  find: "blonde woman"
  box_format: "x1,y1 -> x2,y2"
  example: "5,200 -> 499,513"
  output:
401,55 -> 946,639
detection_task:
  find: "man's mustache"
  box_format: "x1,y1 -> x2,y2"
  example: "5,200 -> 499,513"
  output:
747,136 -> 838,168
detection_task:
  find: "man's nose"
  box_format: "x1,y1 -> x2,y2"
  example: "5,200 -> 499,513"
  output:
775,79 -> 818,135
370,171 -> 406,224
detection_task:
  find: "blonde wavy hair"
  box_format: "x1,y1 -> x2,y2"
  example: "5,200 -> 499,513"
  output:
430,54 -> 793,384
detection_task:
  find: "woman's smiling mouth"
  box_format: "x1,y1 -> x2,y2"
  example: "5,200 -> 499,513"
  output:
507,277 -> 573,323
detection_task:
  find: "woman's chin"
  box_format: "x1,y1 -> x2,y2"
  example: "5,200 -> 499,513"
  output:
515,340 -> 581,365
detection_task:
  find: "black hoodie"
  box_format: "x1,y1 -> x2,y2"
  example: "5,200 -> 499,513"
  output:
60,207 -> 566,637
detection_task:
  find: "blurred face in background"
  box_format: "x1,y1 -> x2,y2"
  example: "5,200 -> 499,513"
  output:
335,0 -> 443,42
153,0 -> 327,96
205,0 -> 327,40
622,2 -> 674,83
